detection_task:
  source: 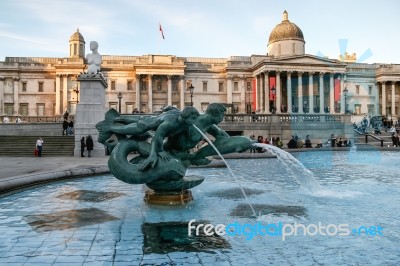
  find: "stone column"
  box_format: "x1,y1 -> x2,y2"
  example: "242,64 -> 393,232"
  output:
261,75 -> 265,112
0,77 -> 4,114
148,74 -> 153,113
255,75 -> 260,112
135,74 -> 140,109
63,75 -> 68,114
391,82 -> 396,116
382,82 -> 386,116
308,72 -> 314,114
264,72 -> 270,114
298,72 -> 303,113
329,73 -> 335,113
276,71 -> 281,114
227,75 -> 233,104
319,73 -> 324,113
55,75 -> 61,115
74,73 -> 107,157
13,77 -> 19,115
180,76 -> 185,109
167,75 -> 172,106
375,83 -> 380,115
287,72 -> 292,113
241,76 -> 246,113
340,75 -> 345,114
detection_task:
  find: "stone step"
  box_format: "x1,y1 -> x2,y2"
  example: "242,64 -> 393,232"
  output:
0,136 -> 75,156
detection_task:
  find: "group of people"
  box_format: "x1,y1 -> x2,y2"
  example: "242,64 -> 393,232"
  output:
80,135 -> 94,157
249,134 -> 283,152
2,116 -> 22,123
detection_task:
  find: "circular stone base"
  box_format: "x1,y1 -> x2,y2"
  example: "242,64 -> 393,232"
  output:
144,190 -> 193,205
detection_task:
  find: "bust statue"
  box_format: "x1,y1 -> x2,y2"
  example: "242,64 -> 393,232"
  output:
86,41 -> 102,73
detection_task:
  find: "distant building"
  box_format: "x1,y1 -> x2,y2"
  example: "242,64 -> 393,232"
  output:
0,11 -> 398,122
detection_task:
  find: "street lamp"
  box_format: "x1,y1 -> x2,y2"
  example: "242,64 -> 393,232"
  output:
188,84 -> 194,106
73,83 -> 80,103
343,86 -> 348,114
117,92 -> 123,113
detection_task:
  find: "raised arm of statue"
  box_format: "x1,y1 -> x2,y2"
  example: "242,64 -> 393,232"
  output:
86,41 -> 102,73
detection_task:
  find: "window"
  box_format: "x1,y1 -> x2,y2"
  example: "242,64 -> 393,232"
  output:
368,85 -> 372,95
74,44 -> 77,55
218,82 -> 224,92
111,80 -> 116,91
247,82 -> 252,91
38,82 -> 44,92
109,102 -> 118,110
37,103 -> 45,116
233,102 -> 240,113
126,103 -> 133,113
354,104 -> 361,114
54,81 -> 56,92
356,85 -> 360,95
141,103 -> 147,113
22,82 -> 27,92
19,103 -> 28,116
172,82 -> 178,91
141,81 -> 147,92
127,80 -> 133,91
292,43 -> 295,54
157,81 -> 162,91
5,104 -> 13,115
367,104 -> 375,115
203,82 -> 208,92
234,82 -> 238,91
201,102 -> 209,113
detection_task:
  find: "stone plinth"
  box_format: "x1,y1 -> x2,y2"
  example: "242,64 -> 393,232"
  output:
74,73 -> 107,157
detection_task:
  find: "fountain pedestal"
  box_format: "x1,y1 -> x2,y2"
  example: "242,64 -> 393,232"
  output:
74,73 -> 107,157
144,190 -> 193,205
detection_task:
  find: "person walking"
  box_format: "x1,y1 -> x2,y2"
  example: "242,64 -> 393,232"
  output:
86,135 -> 94,157
68,120 -> 74,135
62,119 -> 69,135
36,137 -> 44,157
80,137 -> 86,157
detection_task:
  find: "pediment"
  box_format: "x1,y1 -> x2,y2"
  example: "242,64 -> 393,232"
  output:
272,54 -> 343,66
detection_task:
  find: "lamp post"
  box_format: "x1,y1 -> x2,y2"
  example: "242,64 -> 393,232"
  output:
343,86 -> 348,114
188,84 -> 194,106
117,92 -> 123,113
73,83 -> 80,103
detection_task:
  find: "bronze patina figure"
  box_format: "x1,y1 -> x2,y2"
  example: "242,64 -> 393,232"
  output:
96,103 -> 252,193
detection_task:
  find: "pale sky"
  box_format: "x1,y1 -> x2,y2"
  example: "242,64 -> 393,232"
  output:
1,0 -> 399,64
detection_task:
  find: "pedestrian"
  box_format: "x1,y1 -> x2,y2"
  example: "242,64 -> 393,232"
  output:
86,135 -> 94,157
15,117 -> 22,123
68,120 -> 74,135
63,119 -> 69,135
80,137 -> 86,157
3,116 -> 9,123
63,110 -> 69,120
36,137 -> 44,157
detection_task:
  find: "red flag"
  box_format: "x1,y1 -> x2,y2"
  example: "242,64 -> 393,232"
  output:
159,23 -> 165,39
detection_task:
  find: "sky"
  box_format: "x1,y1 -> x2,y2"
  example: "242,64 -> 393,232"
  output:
1,0 -> 399,64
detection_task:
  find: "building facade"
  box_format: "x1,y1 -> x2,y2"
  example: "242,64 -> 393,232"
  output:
0,12 -> 399,123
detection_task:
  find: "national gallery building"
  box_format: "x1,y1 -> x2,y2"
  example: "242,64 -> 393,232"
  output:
0,11 -> 399,122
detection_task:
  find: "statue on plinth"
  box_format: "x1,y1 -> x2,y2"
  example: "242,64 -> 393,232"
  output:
86,41 -> 102,73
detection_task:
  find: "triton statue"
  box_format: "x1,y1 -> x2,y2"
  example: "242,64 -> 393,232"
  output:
96,103 -> 252,197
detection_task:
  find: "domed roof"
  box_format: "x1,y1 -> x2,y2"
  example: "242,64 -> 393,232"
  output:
69,29 -> 85,42
268,11 -> 304,44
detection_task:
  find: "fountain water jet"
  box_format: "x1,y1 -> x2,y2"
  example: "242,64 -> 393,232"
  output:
193,125 -> 258,217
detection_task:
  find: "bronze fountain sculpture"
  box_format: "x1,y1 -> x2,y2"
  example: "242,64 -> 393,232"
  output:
96,103 -> 252,204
